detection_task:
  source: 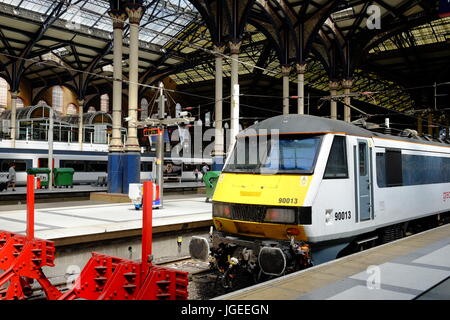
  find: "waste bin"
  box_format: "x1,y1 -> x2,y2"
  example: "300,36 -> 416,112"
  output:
26,168 -> 51,189
203,171 -> 221,203
53,168 -> 75,188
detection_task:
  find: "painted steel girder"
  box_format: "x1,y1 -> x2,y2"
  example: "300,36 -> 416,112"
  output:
0,231 -> 61,300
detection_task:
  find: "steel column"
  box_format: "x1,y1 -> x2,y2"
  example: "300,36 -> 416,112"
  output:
48,106 -> 54,190
78,99 -> 84,150
213,45 -> 225,170
296,64 -> 306,115
329,81 -> 340,120
229,41 -> 241,153
123,5 -> 143,194
124,8 -> 142,153
156,85 -> 165,208
282,65 -> 291,115
108,11 -> 127,194
418,114 -> 423,136
428,113 -> 433,137
10,91 -> 18,148
342,79 -> 353,123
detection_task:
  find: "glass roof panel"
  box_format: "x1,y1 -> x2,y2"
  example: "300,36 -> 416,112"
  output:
370,16 -> 450,53
0,0 -> 200,47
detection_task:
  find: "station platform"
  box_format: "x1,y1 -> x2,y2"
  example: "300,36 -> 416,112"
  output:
0,181 -> 205,203
0,196 -> 212,246
217,224 -> 450,300
90,181 -> 205,203
0,185 -> 107,197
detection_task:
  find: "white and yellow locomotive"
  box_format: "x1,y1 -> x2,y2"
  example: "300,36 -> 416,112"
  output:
190,114 -> 450,287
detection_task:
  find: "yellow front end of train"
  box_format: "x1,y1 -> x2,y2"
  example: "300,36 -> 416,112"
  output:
187,131 -> 322,286
212,173 -> 313,241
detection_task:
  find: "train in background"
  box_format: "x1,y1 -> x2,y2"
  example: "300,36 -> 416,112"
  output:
0,103 -> 214,186
0,140 -> 211,186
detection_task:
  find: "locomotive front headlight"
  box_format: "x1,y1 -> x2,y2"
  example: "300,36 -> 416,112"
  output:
264,208 -> 296,224
213,203 -> 231,218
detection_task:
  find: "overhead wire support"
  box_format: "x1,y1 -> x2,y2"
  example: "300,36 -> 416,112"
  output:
136,82 -> 195,208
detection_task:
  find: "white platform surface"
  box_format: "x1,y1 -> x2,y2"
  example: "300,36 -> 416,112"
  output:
0,197 -> 212,240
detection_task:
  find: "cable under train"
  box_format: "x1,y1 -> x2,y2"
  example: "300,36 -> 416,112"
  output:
189,114 -> 450,288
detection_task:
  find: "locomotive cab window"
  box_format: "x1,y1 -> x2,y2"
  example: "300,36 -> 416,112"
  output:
324,136 -> 348,179
224,134 -> 323,174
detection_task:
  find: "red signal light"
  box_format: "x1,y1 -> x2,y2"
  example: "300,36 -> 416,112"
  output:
223,206 -> 231,218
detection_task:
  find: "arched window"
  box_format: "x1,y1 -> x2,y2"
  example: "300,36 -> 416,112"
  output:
52,86 -> 63,113
88,106 -> 96,113
100,94 -> 109,113
66,103 -> 77,115
37,100 -> 48,106
140,98 -> 149,120
0,78 -> 9,110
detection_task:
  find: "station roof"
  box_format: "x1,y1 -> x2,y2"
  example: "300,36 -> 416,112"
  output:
0,0 -> 448,129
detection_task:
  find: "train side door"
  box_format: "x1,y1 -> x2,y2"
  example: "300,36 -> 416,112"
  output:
354,139 -> 373,222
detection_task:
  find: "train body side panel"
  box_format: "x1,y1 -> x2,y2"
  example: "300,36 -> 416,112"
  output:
372,138 -> 450,227
308,135 -> 360,243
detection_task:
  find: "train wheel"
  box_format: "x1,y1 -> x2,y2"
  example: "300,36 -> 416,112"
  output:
380,224 -> 405,244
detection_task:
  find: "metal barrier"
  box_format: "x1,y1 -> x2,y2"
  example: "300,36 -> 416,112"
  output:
0,178 -> 189,300
0,175 -> 61,300
58,181 -> 189,300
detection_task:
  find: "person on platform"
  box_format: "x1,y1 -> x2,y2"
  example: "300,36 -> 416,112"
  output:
193,168 -> 199,182
7,163 -> 16,191
201,164 -> 210,176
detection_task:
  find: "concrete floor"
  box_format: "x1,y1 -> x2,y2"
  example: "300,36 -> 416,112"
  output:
218,224 -> 450,300
0,195 -> 212,240
0,193 -> 205,212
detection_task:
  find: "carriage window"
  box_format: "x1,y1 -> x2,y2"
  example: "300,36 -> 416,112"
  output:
141,162 -> 153,172
60,160 -> 107,172
376,153 -> 386,187
359,143 -> 367,176
0,159 -> 30,172
324,136 -> 348,179
385,149 -> 402,187
86,161 -> 108,172
377,150 -> 450,188
59,160 -> 85,172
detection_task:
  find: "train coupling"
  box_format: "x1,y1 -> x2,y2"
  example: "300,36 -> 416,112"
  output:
189,233 -> 312,279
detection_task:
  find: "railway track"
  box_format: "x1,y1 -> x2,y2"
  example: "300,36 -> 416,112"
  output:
22,219 -> 449,300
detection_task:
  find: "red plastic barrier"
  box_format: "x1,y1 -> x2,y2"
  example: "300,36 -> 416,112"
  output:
59,181 -> 189,300
0,176 -> 62,300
